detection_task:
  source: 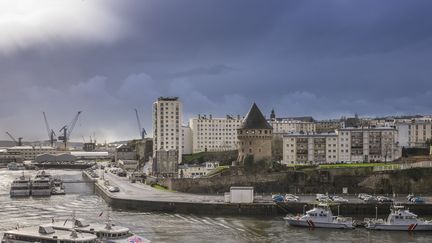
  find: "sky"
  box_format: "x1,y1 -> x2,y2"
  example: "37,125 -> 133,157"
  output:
0,0 -> 431,142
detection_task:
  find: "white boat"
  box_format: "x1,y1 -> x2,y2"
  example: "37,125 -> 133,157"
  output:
31,177 -> 52,196
31,170 -> 53,196
51,213 -> 150,242
9,174 -> 31,197
51,176 -> 66,195
365,205 -> 432,231
2,224 -> 97,243
284,203 -> 354,229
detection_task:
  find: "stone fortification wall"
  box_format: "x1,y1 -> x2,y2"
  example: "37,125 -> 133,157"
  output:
162,167 -> 432,195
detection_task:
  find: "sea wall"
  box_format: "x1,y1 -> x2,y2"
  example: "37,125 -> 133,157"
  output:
94,182 -> 278,216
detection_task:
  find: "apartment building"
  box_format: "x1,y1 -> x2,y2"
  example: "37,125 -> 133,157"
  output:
395,120 -> 432,148
6,146 -> 55,160
315,120 -> 344,133
282,133 -> 338,164
189,114 -> 242,153
269,119 -> 316,134
282,127 -> 401,164
152,97 -> 182,162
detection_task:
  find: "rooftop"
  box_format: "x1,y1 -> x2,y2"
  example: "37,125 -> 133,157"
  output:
240,103 -> 273,130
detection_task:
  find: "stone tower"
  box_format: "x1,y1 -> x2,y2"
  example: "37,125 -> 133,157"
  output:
237,103 -> 273,163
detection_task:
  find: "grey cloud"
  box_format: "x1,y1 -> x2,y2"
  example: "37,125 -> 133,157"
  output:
1,0 -> 431,141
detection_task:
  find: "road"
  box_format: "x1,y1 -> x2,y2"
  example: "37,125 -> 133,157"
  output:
98,170 -> 226,203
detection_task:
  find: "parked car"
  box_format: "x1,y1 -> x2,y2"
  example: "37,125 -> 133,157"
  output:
117,171 -> 127,177
329,196 -> 348,203
284,194 -> 299,202
316,194 -> 331,202
272,194 -> 285,203
377,196 -> 394,203
407,194 -> 425,204
108,186 -> 120,192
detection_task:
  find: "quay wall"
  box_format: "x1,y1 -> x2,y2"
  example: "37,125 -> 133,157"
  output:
162,167 -> 432,195
94,180 -> 278,216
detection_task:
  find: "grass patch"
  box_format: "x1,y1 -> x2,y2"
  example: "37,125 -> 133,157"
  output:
151,184 -> 175,192
319,163 -> 393,169
205,166 -> 230,177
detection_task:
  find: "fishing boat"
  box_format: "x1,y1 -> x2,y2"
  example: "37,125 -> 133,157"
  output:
284,203 -> 354,229
365,205 -> 432,231
9,173 -> 31,197
51,212 -> 150,242
2,224 -> 97,243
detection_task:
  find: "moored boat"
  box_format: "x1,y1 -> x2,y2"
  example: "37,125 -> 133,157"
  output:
51,212 -> 150,242
1,224 -> 97,243
9,173 -> 31,197
365,205 -> 432,231
284,203 -> 354,229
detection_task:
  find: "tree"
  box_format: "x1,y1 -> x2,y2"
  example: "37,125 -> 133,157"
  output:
272,135 -> 283,162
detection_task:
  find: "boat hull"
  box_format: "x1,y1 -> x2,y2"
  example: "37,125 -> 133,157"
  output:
10,190 -> 31,197
367,223 -> 432,231
285,218 -> 353,229
31,189 -> 51,196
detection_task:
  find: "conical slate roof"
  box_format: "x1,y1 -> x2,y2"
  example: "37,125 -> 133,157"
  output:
240,103 -> 273,130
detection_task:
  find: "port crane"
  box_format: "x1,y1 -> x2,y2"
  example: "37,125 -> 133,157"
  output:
43,112 -> 57,147
5,132 -> 23,146
58,111 -> 82,150
135,108 -> 146,139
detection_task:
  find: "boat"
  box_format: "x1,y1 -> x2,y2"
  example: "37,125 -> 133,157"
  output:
284,203 -> 354,229
2,224 -> 98,243
365,205 -> 432,231
31,170 -> 53,196
7,162 -> 25,171
51,212 -> 150,242
9,173 -> 31,197
51,176 -> 66,195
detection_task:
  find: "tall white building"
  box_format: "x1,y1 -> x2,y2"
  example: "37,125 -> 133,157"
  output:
152,97 -> 182,162
181,125 -> 192,155
189,114 -> 242,153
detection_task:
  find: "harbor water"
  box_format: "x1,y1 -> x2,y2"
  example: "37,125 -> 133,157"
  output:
1,169 -> 431,242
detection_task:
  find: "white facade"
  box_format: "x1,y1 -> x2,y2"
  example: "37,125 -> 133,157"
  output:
152,97 -> 182,162
269,119 -> 316,134
6,146 -> 55,160
177,161 -> 220,178
189,115 -> 242,153
282,127 -> 401,164
400,120 -> 432,148
283,133 -> 338,164
181,126 -> 192,155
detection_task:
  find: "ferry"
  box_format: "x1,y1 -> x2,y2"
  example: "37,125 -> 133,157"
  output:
284,203 -> 354,229
365,205 -> 432,231
2,224 -> 97,243
31,170 -> 53,196
51,213 -> 150,242
9,173 -> 31,197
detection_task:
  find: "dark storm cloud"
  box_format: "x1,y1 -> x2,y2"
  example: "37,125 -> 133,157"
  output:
0,0 -> 431,141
